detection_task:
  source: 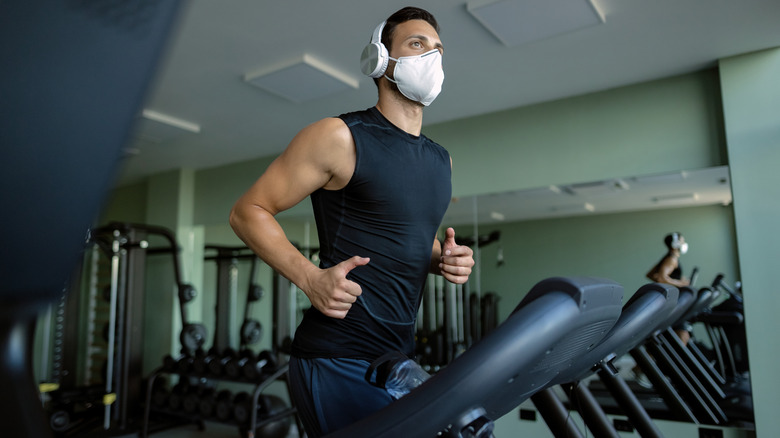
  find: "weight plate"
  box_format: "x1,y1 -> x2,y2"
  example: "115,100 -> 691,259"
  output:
241,320 -> 262,345
180,323 -> 207,351
248,284 -> 264,302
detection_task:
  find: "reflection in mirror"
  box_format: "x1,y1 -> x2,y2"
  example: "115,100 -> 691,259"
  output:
441,165 -> 753,429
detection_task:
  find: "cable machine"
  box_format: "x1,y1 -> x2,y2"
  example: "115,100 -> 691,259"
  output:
43,222 -> 196,436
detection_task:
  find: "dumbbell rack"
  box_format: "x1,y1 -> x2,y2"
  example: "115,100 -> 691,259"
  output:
142,356 -> 302,438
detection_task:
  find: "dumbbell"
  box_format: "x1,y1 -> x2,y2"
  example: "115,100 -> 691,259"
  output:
176,355 -> 195,375
214,389 -> 234,422
232,391 -> 253,425
198,387 -> 218,418
192,347 -> 220,375
49,409 -> 71,433
242,350 -> 278,381
168,382 -> 189,411
208,348 -> 236,376
182,385 -> 205,415
224,350 -> 255,380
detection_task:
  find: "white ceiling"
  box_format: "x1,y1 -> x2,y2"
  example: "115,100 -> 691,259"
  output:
120,0 -> 780,188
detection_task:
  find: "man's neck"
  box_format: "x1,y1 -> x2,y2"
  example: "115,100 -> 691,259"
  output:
375,88 -> 424,136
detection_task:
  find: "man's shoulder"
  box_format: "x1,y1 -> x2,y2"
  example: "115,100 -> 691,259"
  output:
303,116 -> 351,142
294,117 -> 354,162
335,107 -> 375,125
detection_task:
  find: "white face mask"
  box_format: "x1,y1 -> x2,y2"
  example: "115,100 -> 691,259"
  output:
680,242 -> 689,254
385,49 -> 444,106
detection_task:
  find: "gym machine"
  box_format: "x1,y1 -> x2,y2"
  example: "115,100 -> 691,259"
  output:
41,222 -> 199,436
326,276 -> 624,438
532,282 -> 679,438
578,276 -> 753,432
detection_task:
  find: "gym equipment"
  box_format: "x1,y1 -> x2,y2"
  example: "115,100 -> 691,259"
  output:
167,382 -> 188,412
142,247 -> 305,437
233,391 -> 254,424
204,245 -> 248,353
534,282 -> 679,438
705,274 -> 749,377
198,388 -> 218,418
325,276 -> 623,438
240,256 -> 265,347
212,349 -> 237,376
182,385 -> 203,414
225,350 -> 257,380
215,389 -> 235,422
243,350 -> 278,381
40,222 -> 200,436
636,277 -> 753,426
238,394 -> 293,438
192,347 -> 221,375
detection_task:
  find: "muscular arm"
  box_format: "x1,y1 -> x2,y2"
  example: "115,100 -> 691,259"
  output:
647,255 -> 689,287
229,118 -> 368,319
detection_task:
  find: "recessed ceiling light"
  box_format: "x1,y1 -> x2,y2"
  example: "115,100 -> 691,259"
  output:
652,193 -> 699,205
551,202 -> 595,213
244,54 -> 359,103
135,109 -> 200,144
467,0 -> 605,47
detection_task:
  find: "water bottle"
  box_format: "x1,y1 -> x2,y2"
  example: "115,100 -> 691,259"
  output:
384,358 -> 430,399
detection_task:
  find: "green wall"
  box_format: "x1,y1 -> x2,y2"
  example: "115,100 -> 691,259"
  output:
719,47 -> 780,438
426,69 -> 725,198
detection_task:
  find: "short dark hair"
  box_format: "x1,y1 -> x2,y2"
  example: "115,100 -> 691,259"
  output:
372,7 -> 439,86
664,232 -> 682,249
381,7 -> 439,53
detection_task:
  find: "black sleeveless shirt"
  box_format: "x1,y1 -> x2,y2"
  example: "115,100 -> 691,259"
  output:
290,107 -> 452,360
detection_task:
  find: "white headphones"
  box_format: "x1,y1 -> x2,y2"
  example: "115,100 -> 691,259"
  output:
670,232 -> 682,249
360,21 -> 389,78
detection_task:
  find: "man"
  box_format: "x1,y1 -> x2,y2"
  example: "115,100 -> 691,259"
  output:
230,7 -> 474,436
646,232 -> 690,288
647,232 -> 692,343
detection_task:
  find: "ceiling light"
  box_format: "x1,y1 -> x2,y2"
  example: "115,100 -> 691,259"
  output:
490,211 -> 506,221
135,109 -> 200,144
467,0 -> 605,47
652,193 -> 699,205
562,179 -> 628,196
551,202 -> 595,213
244,54 -> 359,103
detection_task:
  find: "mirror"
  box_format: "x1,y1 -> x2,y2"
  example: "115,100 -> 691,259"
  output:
440,165 -> 751,426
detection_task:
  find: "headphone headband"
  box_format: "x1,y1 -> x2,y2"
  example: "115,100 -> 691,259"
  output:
371,20 -> 386,45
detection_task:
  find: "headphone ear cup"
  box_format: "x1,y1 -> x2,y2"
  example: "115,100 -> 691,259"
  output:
360,42 -> 388,78
671,233 -> 681,249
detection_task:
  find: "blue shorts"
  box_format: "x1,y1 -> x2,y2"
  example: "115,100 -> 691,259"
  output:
288,356 -> 395,437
